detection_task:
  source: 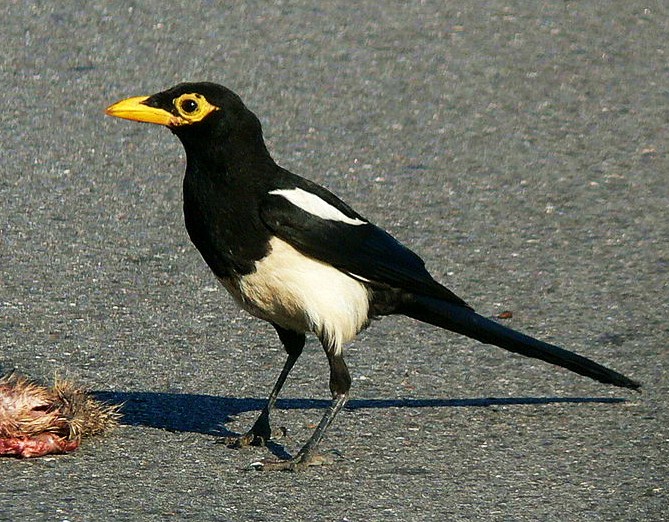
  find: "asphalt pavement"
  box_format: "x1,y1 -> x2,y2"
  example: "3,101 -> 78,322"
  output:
1,2 -> 667,521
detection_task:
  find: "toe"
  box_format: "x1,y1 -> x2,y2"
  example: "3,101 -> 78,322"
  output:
249,452 -> 333,472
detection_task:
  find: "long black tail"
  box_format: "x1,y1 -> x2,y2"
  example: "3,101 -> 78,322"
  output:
402,295 -> 640,390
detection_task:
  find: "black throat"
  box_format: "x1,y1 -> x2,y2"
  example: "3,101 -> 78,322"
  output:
174,115 -> 277,280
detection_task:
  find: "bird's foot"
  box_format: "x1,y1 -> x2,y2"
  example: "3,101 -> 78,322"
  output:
250,451 -> 333,472
222,426 -> 287,448
220,412 -> 286,448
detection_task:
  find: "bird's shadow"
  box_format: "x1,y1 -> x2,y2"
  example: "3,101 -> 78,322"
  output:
94,390 -> 627,459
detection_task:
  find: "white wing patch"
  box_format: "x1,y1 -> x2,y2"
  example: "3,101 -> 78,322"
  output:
269,188 -> 366,226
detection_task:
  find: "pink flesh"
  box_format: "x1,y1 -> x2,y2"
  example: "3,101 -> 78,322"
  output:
0,433 -> 80,458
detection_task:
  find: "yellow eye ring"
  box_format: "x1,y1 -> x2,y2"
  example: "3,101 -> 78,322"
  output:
172,93 -> 219,124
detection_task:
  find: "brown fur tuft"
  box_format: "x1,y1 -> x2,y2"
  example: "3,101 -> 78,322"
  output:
0,371 -> 120,458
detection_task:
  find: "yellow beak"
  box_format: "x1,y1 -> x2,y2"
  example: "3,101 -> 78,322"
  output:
105,95 -> 175,126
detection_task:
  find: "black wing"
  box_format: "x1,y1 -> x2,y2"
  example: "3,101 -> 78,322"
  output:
259,191 -> 469,307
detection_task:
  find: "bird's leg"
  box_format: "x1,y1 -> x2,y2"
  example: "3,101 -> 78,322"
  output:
225,326 -> 304,448
255,347 -> 351,471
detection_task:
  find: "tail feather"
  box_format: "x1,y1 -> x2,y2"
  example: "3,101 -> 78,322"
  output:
402,295 -> 640,390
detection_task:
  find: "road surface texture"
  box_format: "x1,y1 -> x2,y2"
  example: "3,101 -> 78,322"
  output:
1,2 -> 667,521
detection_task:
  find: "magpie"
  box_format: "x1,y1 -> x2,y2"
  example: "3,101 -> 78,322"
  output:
106,82 -> 640,471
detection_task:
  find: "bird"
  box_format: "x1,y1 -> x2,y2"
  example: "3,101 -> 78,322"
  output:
105,82 -> 640,471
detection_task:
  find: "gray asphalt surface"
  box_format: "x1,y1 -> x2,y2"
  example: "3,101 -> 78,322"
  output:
1,2 -> 667,521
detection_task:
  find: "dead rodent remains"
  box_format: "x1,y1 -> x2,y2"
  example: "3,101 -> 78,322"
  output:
0,371 -> 120,458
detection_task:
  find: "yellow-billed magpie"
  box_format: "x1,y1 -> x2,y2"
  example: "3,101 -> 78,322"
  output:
106,82 -> 639,471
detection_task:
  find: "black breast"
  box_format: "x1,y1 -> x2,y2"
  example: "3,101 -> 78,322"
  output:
182,164 -> 271,279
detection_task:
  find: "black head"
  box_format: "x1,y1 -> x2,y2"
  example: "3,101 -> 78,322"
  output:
106,82 -> 268,161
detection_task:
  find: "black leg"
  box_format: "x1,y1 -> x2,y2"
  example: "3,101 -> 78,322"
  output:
225,325 -> 304,447
256,347 -> 352,471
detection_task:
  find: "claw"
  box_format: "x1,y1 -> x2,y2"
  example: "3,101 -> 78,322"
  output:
250,452 -> 333,472
221,426 -> 287,448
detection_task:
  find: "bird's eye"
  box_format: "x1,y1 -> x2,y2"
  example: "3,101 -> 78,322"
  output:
171,93 -> 218,125
181,99 -> 199,113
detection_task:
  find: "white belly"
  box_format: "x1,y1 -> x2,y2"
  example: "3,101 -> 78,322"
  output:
219,237 -> 371,354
